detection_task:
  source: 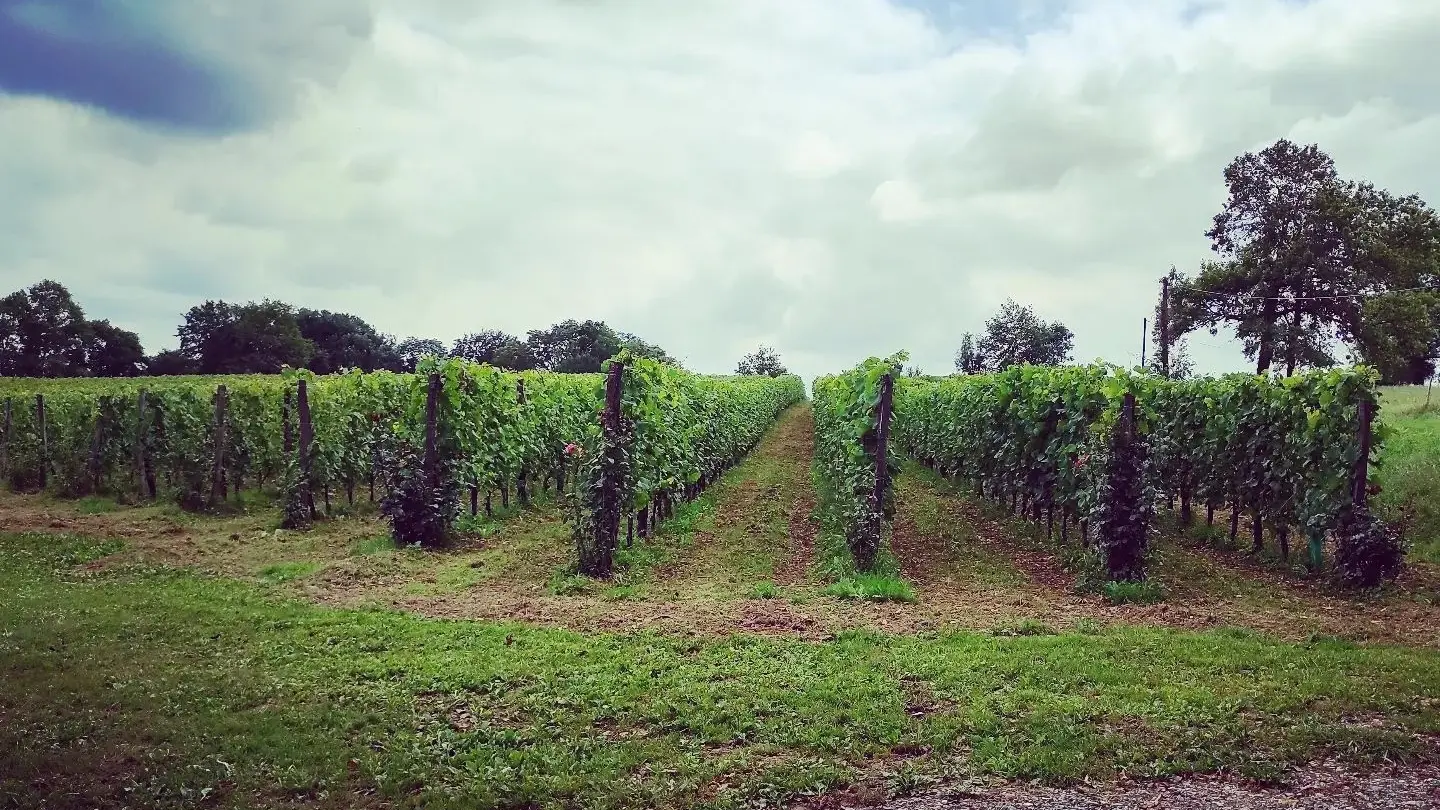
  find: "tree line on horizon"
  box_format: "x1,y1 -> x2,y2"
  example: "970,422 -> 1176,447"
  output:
0,280 -> 797,381
0,281 -> 683,379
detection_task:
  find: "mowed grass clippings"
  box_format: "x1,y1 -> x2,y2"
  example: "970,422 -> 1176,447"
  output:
4,533 -> 1440,810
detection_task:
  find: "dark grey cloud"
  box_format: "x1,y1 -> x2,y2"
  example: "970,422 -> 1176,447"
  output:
0,0 -> 372,133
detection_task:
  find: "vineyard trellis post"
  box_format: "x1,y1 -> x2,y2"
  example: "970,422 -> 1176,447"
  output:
35,393 -> 47,491
597,360 -> 625,575
133,391 -> 151,499
873,372 -> 894,515
88,396 -> 106,495
422,371 -> 441,496
209,386 -> 229,505
1351,398 -> 1373,509
516,378 -> 529,508
1,398 -> 11,486
1159,275 -> 1171,378
298,379 -> 316,518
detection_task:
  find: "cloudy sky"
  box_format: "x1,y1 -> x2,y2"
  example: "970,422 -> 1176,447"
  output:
1,0 -> 1437,382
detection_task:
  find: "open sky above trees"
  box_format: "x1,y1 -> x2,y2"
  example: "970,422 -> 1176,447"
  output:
2,0 -> 1439,383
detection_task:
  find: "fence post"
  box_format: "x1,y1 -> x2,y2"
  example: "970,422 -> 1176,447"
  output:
423,372 -> 440,486
1,398 -> 11,486
210,385 -> 229,505
133,391 -> 150,499
88,397 -> 106,495
873,372 -> 894,514
35,394 -> 47,491
516,378 -> 529,508
1351,398 -> 1374,508
298,380 -> 315,518
282,388 -> 294,455
587,361 -> 625,576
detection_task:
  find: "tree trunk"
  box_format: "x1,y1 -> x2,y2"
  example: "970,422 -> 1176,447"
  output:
1256,295 -> 1278,374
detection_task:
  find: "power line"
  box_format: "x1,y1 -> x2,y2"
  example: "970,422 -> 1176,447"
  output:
1171,283 -> 1436,302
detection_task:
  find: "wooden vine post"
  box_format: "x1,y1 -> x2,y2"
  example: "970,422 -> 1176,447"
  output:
872,372 -> 894,515
516,379 -> 529,508
133,390 -> 152,499
601,361 -> 625,569
298,379 -> 316,518
1,398 -> 11,485
422,372 -> 440,491
35,393 -> 47,490
1350,398 -> 1374,508
210,385 -> 229,505
88,397 -> 107,495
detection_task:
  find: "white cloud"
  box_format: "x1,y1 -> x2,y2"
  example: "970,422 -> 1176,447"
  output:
1,0 -> 1438,383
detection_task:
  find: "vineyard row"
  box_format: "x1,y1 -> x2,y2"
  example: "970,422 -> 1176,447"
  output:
0,356 -> 805,575
813,357 -> 1402,588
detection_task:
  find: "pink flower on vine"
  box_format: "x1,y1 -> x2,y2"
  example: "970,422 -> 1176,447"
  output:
1076,454 -> 1090,470
564,443 -> 582,458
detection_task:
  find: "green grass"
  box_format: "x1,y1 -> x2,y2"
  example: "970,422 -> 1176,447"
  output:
824,574 -> 918,602
1102,580 -> 1165,605
3,532 -> 1440,808
351,535 -> 397,556
258,561 -> 322,583
1375,389 -> 1440,564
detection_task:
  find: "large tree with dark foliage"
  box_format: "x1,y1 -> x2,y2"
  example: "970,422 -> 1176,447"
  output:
84,320 -> 146,377
736,346 -> 788,377
450,329 -> 533,369
524,320 -> 673,373
396,337 -> 445,372
954,299 -> 1073,373
0,280 -> 91,376
526,320 -> 619,373
296,308 -> 401,374
1170,138 -> 1440,379
0,280 -> 145,377
177,299 -> 314,374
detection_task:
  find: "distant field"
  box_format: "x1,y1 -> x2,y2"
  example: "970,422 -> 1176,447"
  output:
1377,385 -> 1440,564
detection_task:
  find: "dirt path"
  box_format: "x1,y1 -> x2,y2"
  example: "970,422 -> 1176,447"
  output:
652,404 -> 818,597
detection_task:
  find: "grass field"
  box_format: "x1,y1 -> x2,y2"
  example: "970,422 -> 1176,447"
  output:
1378,385 -> 1440,564
3,402 -> 1439,809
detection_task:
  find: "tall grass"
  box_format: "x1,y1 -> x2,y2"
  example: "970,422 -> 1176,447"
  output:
1377,386 -> 1440,565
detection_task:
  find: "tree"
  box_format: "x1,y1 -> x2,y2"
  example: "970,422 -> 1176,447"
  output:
955,333 -> 983,374
491,340 -> 537,371
955,299 -> 1073,373
296,309 -> 401,374
177,300 -> 314,374
1354,291 -> 1440,384
618,332 -> 679,366
0,280 -> 91,376
145,349 -> 196,376
450,330 -> 526,367
526,319 -> 641,373
1175,138 -> 1440,376
736,346 -> 788,377
396,337 -> 445,372
84,320 -> 146,377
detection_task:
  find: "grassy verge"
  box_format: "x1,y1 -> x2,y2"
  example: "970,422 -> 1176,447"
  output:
1374,399 -> 1440,565
5,533 -> 1440,809
811,466 -> 915,602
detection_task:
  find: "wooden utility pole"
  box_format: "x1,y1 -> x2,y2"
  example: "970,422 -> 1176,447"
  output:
1140,318 -> 1148,368
1159,275 -> 1171,378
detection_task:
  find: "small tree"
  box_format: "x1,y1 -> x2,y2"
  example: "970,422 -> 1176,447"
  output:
955,300 -> 1073,373
736,346 -> 788,377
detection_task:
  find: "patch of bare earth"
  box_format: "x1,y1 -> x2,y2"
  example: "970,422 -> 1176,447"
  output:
773,405 -> 819,587
847,761 -> 1440,810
